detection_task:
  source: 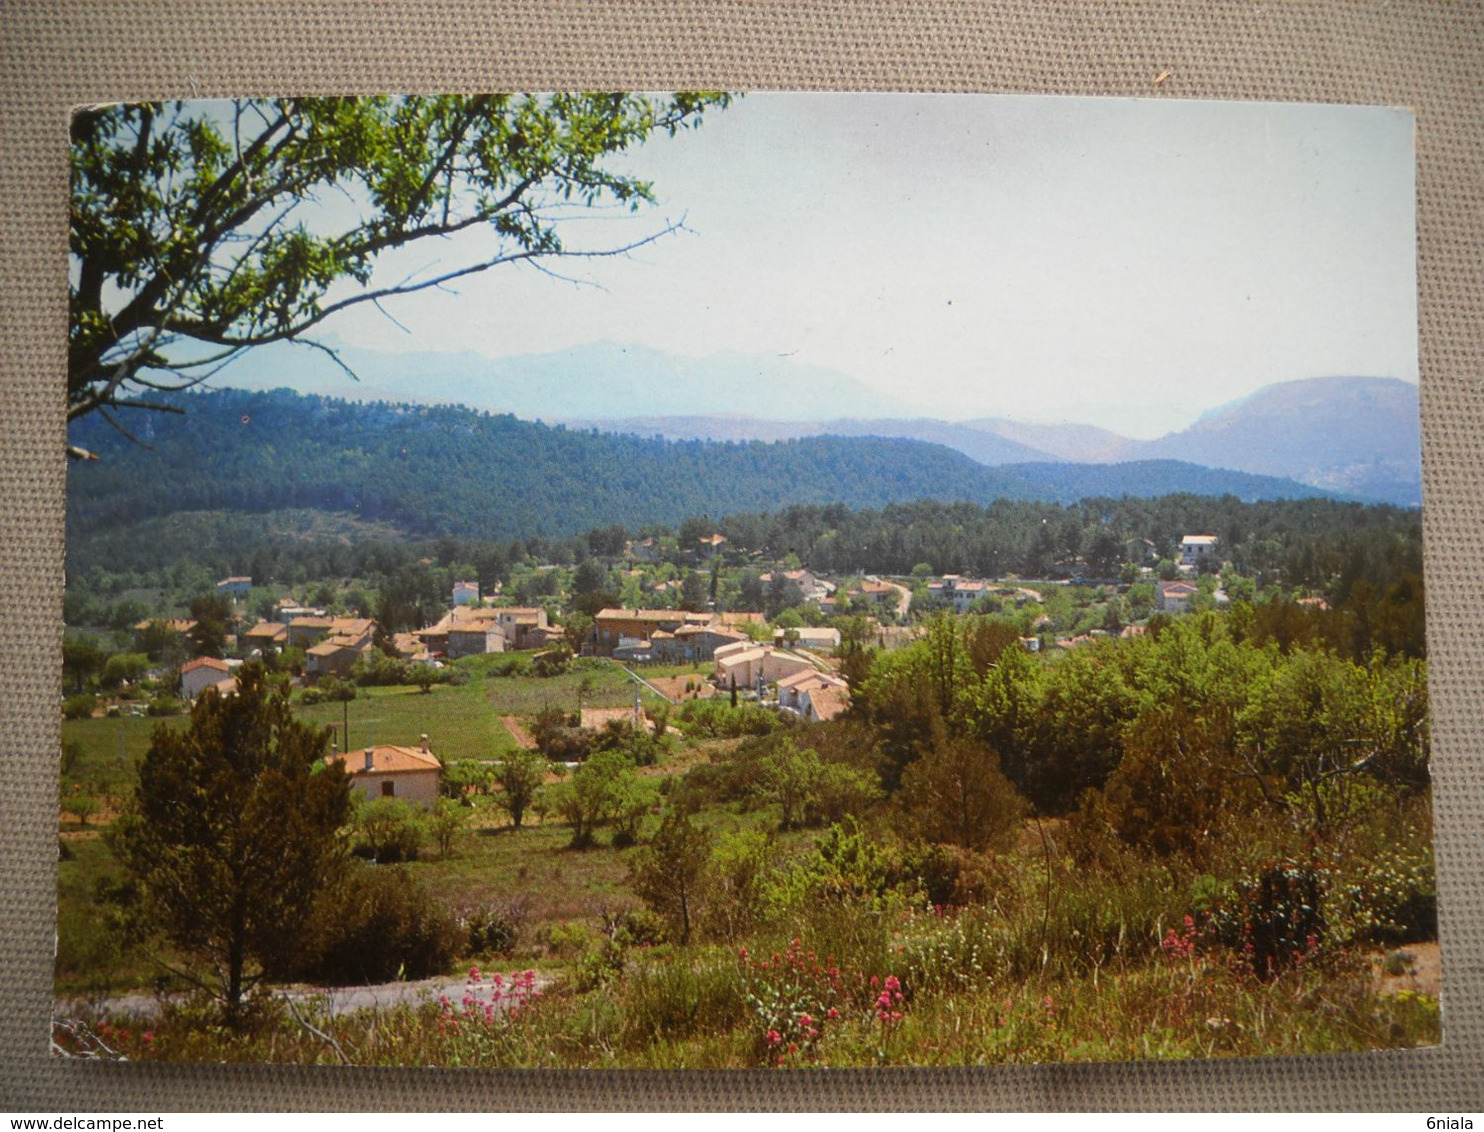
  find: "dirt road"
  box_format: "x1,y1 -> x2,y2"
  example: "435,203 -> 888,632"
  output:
58,969 -> 550,1021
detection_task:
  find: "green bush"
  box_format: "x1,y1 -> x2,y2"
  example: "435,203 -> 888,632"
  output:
146,694 -> 184,716
352,797 -> 425,863
458,896 -> 532,957
531,646 -> 573,677
1336,846 -> 1437,945
1207,858 -> 1327,979
62,693 -> 98,721
487,654 -> 531,678
299,675 -> 358,705
678,699 -> 781,738
295,865 -> 464,985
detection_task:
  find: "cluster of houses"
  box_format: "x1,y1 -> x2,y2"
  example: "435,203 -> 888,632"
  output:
587,608 -> 760,662
585,607 -> 852,721
413,603 -> 561,659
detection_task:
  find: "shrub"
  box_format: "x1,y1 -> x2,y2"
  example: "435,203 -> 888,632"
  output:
737,936 -> 908,1066
899,906 -> 1005,997
352,651 -> 415,686
1335,846 -> 1437,945
352,797 -> 425,863
459,896 -> 532,957
442,759 -> 495,799
62,693 -> 98,721
533,708 -> 590,761
678,698 -> 781,738
703,829 -> 773,943
1207,858 -> 1327,979
429,797 -> 469,858
295,864 -> 464,984
487,654 -> 531,678
299,675 -> 358,705
531,646 -> 573,677
145,694 -> 184,717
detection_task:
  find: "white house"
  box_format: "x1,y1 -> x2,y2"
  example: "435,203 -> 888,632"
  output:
180,656 -> 237,699
1157,580 -> 1200,614
327,735 -> 442,806
774,626 -> 841,651
714,646 -> 816,691
776,669 -> 851,721
1178,534 -> 1220,570
927,576 -> 992,613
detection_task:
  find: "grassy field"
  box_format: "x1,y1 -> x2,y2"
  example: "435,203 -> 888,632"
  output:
52,647 -> 1441,1068
60,655 -> 673,783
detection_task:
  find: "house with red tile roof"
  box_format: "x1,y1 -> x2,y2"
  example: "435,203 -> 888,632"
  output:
180,656 -> 237,699
326,735 -> 441,805
776,669 -> 851,721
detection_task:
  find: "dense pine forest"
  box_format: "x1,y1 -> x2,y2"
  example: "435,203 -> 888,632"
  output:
66,388 -> 1339,553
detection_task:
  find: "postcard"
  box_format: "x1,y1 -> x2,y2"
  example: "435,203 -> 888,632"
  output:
54,92 -> 1436,1068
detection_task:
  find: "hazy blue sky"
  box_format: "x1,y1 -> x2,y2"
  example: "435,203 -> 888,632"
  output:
310,93 -> 1417,438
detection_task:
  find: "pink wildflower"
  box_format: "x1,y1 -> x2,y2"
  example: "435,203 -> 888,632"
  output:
468,965 -> 481,981
766,1029 -> 782,1046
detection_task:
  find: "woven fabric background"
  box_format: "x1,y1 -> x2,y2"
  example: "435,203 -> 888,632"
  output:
2,0 -> 1481,1111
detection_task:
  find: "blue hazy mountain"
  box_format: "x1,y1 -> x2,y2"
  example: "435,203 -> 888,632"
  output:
201,339 -> 1420,506
211,337 -> 914,422
67,388 -> 1339,545
588,377 -> 1421,507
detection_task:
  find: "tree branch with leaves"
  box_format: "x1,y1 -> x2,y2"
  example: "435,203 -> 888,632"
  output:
68,93 -> 731,454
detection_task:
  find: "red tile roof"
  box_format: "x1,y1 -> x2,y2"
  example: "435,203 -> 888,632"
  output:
180,656 -> 230,674
328,744 -> 441,775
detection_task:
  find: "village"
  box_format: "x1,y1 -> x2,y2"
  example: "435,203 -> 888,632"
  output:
67,529 -> 1256,808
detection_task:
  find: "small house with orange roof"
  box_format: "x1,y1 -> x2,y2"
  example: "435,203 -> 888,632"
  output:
179,656 -> 237,700
326,734 -> 442,805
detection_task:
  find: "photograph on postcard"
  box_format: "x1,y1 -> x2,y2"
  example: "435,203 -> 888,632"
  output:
55,92 -> 1437,1067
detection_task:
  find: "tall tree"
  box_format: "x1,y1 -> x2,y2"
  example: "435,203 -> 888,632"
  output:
108,664 -> 351,1020
495,749 -> 549,829
898,725 -> 1026,852
68,94 -> 729,452
630,810 -> 713,944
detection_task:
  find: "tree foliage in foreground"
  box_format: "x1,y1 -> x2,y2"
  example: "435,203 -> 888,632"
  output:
68,93 -> 729,445
109,663 -> 351,1018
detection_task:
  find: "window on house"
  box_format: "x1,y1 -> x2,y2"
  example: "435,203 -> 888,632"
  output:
381,781 -> 395,797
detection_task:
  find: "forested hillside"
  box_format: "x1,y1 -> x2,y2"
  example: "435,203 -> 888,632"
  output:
68,389 -> 1336,550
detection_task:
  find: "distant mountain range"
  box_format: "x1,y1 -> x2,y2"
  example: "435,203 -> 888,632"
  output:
572,376 -> 1421,507
203,339 -> 1420,506
209,338 -> 913,421
67,388 -> 1339,548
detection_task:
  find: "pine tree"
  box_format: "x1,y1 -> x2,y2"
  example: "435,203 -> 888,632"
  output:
109,663 -> 351,1021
